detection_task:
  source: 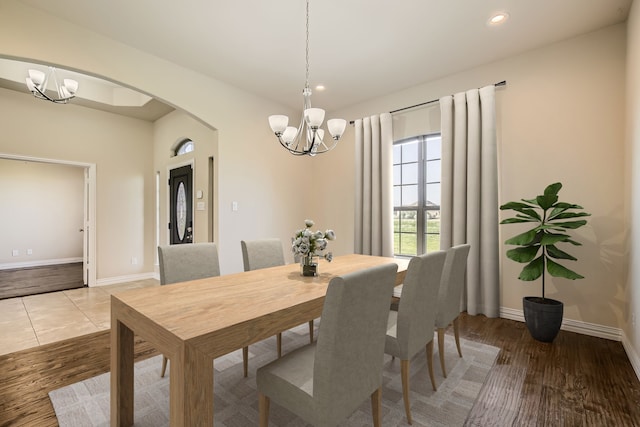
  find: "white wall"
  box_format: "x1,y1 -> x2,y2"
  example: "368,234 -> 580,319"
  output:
153,110 -> 218,248
0,0 -> 311,275
625,1 -> 640,373
0,0 -> 632,344
0,158 -> 83,266
0,87 -> 155,280
319,24 -> 627,331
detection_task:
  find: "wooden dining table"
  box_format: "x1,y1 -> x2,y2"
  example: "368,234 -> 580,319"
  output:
110,253 -> 409,426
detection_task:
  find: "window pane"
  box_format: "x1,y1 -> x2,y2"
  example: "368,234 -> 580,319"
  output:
425,215 -> 441,233
176,140 -> 194,156
425,136 -> 441,160
394,186 -> 401,207
400,211 -> 417,232
394,232 -> 400,254
402,141 -> 418,163
425,159 -> 440,183
394,210 -> 400,232
402,163 -> 418,185
400,233 -> 417,256
401,185 -> 418,206
394,164 -> 401,184
425,183 -> 441,206
425,233 -> 440,252
393,145 -> 401,165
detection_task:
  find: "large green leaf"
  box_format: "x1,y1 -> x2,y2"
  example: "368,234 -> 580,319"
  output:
500,201 -> 536,210
549,220 -> 588,229
507,246 -> 540,263
549,211 -> 591,220
537,194 -> 558,210
546,244 -> 577,260
544,182 -> 563,196
518,256 -> 544,281
539,232 -> 571,245
500,218 -> 537,224
546,258 -> 584,279
505,229 -> 538,245
566,239 -> 583,246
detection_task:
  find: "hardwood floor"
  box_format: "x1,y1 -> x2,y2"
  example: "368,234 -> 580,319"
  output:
0,313 -> 639,426
0,263 -> 84,299
0,331 -> 157,427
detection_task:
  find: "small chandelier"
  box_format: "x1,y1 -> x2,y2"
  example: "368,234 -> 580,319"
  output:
268,0 -> 346,156
25,67 -> 79,104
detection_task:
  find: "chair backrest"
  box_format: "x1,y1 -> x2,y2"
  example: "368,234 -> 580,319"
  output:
240,238 -> 285,272
157,242 -> 220,285
313,263 -> 398,424
435,244 -> 471,328
396,250 -> 447,359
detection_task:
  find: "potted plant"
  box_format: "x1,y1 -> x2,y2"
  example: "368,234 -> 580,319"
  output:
499,182 -> 590,342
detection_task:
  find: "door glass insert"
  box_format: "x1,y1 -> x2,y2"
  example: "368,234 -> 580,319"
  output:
176,182 -> 187,240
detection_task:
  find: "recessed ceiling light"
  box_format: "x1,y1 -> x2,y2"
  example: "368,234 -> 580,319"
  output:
315,85 -> 325,91
488,11 -> 509,26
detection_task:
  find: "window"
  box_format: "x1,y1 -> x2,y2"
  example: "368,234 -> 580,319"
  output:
393,134 -> 442,256
174,139 -> 194,156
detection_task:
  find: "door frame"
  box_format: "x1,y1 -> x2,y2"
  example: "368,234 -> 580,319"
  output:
0,152 -> 97,286
166,160 -> 195,245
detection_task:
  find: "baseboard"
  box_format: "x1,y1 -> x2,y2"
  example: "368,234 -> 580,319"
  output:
621,330 -> 640,382
500,306 -> 623,342
0,257 -> 83,270
94,272 -> 157,287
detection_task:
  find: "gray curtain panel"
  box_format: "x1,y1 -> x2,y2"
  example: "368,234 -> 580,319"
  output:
440,85 -> 500,317
354,113 -> 394,257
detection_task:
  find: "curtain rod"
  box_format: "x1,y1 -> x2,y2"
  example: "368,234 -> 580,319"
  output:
348,80 -> 506,125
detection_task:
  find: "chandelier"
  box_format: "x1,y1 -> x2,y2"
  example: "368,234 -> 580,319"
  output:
268,0 -> 346,156
25,67 -> 79,104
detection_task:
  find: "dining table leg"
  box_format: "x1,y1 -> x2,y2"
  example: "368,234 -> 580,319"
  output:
110,316 -> 134,426
170,343 -> 214,426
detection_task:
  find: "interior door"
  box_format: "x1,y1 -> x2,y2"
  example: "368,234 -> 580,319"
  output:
169,165 -> 193,244
82,167 -> 89,284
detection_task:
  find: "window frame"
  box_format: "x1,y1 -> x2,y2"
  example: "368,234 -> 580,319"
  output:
393,133 -> 442,257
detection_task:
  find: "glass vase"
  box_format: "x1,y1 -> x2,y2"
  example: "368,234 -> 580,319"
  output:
300,255 -> 318,277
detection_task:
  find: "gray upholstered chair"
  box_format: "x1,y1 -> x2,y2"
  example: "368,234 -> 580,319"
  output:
435,243 -> 471,378
157,243 -> 240,377
384,250 -> 447,425
240,239 -> 314,377
256,263 -> 398,427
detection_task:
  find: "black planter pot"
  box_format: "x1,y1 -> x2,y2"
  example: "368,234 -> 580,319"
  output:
522,296 -> 563,343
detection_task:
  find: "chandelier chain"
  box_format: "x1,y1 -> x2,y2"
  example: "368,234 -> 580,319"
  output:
305,0 -> 310,89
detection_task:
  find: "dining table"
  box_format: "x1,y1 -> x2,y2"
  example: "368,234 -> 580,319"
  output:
110,253 -> 409,426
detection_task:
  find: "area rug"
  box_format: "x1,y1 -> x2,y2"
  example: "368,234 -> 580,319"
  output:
49,323 -> 499,426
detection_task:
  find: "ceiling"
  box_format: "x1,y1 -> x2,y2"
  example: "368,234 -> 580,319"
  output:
4,0 -> 634,118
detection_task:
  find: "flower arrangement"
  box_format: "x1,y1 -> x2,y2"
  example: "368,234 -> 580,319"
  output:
292,219 -> 336,265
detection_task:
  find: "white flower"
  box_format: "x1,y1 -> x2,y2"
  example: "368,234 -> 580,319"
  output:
292,220 -> 336,263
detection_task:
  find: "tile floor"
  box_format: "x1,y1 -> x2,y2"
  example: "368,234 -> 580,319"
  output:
0,279 -> 159,356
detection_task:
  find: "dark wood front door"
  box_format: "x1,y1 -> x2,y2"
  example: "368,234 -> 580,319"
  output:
169,165 -> 193,244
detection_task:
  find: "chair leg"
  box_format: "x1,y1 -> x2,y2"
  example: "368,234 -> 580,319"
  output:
426,340 -> 437,391
401,359 -> 413,425
453,316 -> 462,357
308,320 -> 314,343
160,355 -> 168,378
438,327 -> 447,378
243,346 -> 249,377
277,333 -> 282,358
259,392 -> 270,427
370,387 -> 382,427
